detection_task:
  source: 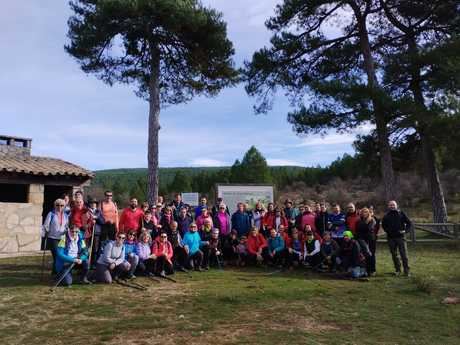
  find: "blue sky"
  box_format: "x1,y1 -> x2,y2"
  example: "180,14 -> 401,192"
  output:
0,0 -> 369,171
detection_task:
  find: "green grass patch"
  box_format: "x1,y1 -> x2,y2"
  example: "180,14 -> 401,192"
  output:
0,242 -> 459,344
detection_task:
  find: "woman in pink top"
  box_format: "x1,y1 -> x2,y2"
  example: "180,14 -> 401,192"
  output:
300,205 -> 317,232
196,208 -> 213,230
213,203 -> 231,237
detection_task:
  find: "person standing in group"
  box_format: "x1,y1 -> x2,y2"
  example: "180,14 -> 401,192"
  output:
118,197 -> 144,235
328,204 -> 346,245
283,199 -> 299,234
315,203 -> 329,237
195,196 -> 208,218
42,199 -> 70,274
356,208 -> 377,276
345,203 -> 360,235
160,206 -> 175,235
86,199 -> 104,267
70,191 -> 90,238
231,202 -> 252,237
211,197 -> 230,216
170,193 -> 184,218
196,207 -> 213,230
100,190 -> 118,242
262,203 -> 276,235
251,201 -> 265,231
300,205 -> 317,234
213,203 -> 231,239
273,208 -> 288,231
175,206 -> 193,237
382,200 -> 412,277
141,210 -> 158,240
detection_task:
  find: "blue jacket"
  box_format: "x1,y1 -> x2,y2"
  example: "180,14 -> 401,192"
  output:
268,235 -> 285,254
231,211 -> 251,237
183,231 -> 206,255
328,212 -> 346,238
124,241 -> 139,259
55,233 -> 88,273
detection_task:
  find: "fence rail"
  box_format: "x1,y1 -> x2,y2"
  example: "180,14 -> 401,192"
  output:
412,223 -> 460,241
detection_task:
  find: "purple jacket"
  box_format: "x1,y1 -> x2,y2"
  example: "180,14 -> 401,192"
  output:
137,242 -> 151,261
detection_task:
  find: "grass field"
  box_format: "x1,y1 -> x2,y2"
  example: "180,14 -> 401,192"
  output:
1,242 -> 459,345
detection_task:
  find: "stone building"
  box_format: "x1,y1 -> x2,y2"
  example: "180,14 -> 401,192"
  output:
0,135 -> 93,255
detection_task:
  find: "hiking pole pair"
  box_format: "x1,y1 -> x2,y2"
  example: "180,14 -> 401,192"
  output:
50,262 -> 75,292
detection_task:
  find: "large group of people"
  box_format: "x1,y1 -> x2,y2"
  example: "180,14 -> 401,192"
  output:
42,191 -> 413,287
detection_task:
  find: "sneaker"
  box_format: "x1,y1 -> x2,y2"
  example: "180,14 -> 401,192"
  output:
160,270 -> 166,278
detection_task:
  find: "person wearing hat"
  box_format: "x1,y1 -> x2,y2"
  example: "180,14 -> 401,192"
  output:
211,197 -> 230,216
338,230 -> 366,278
303,230 -> 321,270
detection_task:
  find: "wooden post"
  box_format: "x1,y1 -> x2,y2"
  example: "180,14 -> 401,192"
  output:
410,225 -> 416,244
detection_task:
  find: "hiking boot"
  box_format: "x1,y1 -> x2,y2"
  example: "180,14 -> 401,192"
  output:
80,277 -> 92,285
196,267 -> 204,272
394,271 -> 401,276
178,266 -> 188,273
127,274 -> 136,280
403,271 -> 411,278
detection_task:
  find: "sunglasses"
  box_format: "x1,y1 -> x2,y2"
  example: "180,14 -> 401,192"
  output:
128,233 -> 135,236
117,236 -> 126,240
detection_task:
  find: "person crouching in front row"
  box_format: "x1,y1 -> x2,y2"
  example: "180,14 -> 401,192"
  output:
95,233 -> 131,283
55,226 -> 90,286
151,232 -> 174,277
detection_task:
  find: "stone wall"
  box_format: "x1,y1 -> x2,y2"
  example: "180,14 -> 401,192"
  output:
0,183 -> 44,254
0,143 -> 31,158
0,203 -> 43,253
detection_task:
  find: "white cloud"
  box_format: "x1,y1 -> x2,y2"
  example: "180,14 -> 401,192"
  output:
190,158 -> 228,167
296,124 -> 374,147
267,158 -> 304,166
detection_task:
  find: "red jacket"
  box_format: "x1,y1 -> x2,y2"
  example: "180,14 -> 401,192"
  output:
119,207 -> 144,234
71,204 -> 89,229
280,232 -> 290,247
247,234 -> 267,255
152,240 -> 174,262
262,212 -> 276,229
346,212 -> 360,234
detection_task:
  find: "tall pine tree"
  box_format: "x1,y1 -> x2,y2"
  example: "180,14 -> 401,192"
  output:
65,0 -> 238,204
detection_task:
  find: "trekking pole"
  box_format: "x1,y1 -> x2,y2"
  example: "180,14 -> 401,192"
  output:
50,262 -> 75,292
40,233 -> 49,282
87,222 -> 96,269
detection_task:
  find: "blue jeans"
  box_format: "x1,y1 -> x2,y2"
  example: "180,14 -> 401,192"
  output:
58,261 -> 89,286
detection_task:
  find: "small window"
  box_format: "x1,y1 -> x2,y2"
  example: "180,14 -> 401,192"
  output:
0,183 -> 29,203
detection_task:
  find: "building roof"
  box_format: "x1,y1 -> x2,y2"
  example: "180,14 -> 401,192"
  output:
0,155 -> 94,178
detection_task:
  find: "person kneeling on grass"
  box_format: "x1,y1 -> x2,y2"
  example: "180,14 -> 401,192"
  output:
95,233 -> 131,284
182,223 -> 208,271
152,232 -> 174,277
236,235 -> 248,267
267,228 -> 285,267
338,231 -> 367,278
208,229 -> 224,268
287,229 -> 303,269
303,230 -> 321,271
247,227 -> 269,265
168,221 -> 188,272
223,229 -> 239,265
124,230 -> 139,279
136,233 -> 155,275
320,232 -> 340,272
55,226 -> 90,286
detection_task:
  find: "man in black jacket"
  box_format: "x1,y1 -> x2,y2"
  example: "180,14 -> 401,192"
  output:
382,200 -> 412,277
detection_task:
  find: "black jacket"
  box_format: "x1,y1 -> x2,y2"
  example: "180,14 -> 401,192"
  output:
356,219 -> 377,242
382,210 -> 412,239
315,212 -> 329,236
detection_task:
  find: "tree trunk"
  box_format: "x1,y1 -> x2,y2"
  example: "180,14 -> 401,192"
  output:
147,43 -> 161,205
354,7 -> 396,201
407,39 -> 448,223
420,131 -> 448,222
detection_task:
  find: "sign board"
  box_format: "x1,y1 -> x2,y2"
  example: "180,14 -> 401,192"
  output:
181,192 -> 199,206
217,184 -> 274,215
